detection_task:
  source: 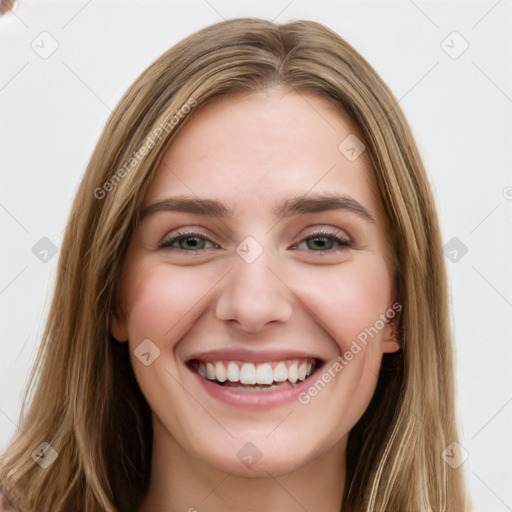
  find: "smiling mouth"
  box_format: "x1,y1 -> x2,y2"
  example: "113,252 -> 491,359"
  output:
188,358 -> 321,391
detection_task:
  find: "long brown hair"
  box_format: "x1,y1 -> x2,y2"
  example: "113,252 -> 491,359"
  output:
0,18 -> 470,511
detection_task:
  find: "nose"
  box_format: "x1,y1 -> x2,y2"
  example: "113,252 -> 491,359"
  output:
214,249 -> 293,333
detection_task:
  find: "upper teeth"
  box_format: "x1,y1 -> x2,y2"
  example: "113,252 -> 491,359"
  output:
197,360 -> 314,385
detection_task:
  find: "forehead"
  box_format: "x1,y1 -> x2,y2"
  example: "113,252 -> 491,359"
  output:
145,89 -> 379,219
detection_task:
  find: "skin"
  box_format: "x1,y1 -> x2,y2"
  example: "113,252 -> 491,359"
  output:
112,88 -> 400,512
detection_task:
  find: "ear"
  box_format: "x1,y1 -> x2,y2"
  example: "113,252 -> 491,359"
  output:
381,303 -> 401,354
110,311 -> 129,343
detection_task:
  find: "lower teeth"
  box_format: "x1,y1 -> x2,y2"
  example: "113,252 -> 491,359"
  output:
216,380 -> 295,390
232,385 -> 279,391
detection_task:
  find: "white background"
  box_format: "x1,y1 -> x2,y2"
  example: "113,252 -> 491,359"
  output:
1,1 -> 511,509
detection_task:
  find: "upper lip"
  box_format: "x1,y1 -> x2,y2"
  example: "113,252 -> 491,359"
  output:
185,348 -> 325,364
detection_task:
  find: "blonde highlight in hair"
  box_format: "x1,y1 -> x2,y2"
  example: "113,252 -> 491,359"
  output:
1,18 -> 470,511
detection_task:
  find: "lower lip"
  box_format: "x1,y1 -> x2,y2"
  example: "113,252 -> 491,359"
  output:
190,365 -> 324,410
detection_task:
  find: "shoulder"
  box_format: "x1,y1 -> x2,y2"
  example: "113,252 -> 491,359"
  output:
0,485 -> 22,512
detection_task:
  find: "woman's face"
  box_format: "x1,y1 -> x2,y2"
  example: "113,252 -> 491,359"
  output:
112,88 -> 400,477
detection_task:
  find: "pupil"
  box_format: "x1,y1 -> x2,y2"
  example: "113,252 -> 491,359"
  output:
183,237 -> 201,249
309,236 -> 331,250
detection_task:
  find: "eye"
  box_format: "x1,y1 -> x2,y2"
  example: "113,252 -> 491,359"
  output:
158,227 -> 352,253
158,230 -> 218,251
293,228 -> 353,252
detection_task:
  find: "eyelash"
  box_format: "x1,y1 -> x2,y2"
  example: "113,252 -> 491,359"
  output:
158,228 -> 353,253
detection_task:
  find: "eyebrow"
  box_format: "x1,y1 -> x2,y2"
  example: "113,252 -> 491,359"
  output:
141,193 -> 375,223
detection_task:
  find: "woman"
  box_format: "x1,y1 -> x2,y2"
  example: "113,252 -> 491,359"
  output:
0,17 -> 470,511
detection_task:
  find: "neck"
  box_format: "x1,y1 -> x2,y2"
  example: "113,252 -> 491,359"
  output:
139,420 -> 347,512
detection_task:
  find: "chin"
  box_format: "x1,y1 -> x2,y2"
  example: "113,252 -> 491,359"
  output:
189,432 -> 323,478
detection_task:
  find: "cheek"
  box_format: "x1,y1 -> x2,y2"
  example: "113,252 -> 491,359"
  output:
121,263 -> 222,424
122,262 -> 217,343
290,259 -> 392,434
294,258 -> 392,352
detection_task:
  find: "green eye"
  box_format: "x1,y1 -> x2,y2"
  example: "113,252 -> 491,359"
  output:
159,232 -> 216,251
295,231 -> 352,252
306,236 -> 338,251
159,229 -> 352,253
